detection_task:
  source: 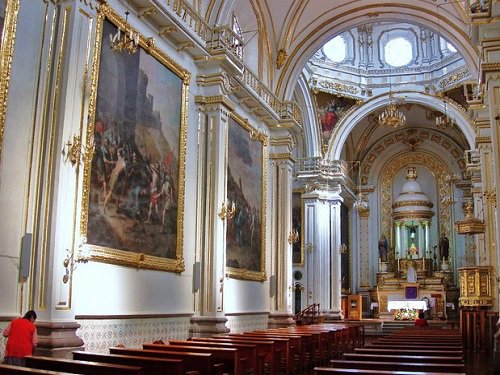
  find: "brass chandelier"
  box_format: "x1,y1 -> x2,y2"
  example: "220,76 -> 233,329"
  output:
435,98 -> 455,130
378,96 -> 406,128
109,10 -> 139,54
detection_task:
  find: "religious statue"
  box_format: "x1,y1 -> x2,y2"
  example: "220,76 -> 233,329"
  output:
378,234 -> 388,262
439,234 -> 450,261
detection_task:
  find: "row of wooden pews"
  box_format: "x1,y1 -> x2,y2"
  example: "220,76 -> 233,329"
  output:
0,323 -> 361,375
315,327 -> 466,375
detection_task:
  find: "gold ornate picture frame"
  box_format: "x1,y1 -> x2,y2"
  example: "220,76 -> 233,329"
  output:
225,113 -> 267,281
80,4 -> 190,272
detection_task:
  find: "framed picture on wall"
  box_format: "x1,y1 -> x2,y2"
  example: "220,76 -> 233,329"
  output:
292,190 -> 304,265
225,113 -> 267,281
80,4 -> 190,272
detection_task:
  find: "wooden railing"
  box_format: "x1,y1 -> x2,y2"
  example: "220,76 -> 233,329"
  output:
161,0 -> 303,126
294,303 -> 320,325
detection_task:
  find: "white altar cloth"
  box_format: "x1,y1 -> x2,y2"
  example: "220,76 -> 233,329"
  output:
387,300 -> 427,312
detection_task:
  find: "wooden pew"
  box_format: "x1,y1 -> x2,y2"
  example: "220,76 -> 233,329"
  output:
0,365 -> 78,375
217,334 -> 281,375
368,342 -> 463,350
167,339 -> 256,375
247,332 -> 301,374
342,353 -> 464,364
253,330 -> 309,371
329,359 -> 466,373
227,333 -> 289,375
143,343 -> 242,375
72,351 -> 186,375
190,337 -> 269,375
354,347 -> 464,357
25,356 -> 144,375
106,347 -> 222,375
315,366 -> 466,375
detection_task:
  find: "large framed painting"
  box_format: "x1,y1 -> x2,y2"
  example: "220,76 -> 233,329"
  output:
80,4 -> 189,272
0,0 -> 19,161
292,190 -> 304,265
225,114 -> 267,281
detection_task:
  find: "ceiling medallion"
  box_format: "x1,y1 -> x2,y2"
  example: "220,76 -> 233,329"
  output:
378,96 -> 406,128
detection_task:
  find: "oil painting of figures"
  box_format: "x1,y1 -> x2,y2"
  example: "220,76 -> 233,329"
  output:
85,19 -> 186,267
226,117 -> 265,279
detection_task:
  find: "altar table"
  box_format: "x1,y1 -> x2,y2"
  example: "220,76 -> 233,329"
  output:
387,300 -> 427,312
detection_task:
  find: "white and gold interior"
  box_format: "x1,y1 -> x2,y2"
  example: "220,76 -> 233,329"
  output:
0,0 -> 499,360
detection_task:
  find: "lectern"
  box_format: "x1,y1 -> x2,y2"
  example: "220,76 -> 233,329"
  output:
347,294 -> 362,320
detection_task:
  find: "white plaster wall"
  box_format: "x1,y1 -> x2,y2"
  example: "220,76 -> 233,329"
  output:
0,1 -> 48,316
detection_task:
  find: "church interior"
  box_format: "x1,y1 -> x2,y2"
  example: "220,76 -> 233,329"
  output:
0,0 -> 499,373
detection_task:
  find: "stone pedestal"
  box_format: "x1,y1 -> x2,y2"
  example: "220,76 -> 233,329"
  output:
36,321 -> 84,359
441,259 -> 450,271
189,316 -> 230,337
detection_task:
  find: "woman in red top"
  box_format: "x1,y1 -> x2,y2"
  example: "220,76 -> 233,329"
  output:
414,311 -> 429,327
2,310 -> 38,366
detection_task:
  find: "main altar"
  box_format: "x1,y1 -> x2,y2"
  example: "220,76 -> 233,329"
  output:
371,167 -> 456,320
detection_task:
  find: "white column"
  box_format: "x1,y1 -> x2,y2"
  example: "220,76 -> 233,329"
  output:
418,221 -> 424,259
268,157 -> 295,327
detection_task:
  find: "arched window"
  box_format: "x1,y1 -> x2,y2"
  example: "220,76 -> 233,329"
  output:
323,35 -> 347,63
384,37 -> 413,67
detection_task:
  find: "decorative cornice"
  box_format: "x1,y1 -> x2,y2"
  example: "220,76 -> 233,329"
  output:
269,152 -> 294,161
475,136 -> 491,144
438,67 -> 470,89
482,62 -> 500,72
392,200 -> 434,208
195,95 -> 236,111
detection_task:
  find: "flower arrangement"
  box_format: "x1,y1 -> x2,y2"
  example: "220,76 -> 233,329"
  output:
395,307 -> 418,320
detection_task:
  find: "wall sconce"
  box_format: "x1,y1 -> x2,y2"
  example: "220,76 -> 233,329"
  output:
288,228 -> 300,244
62,247 -> 91,284
218,201 -> 236,220
61,135 -> 83,167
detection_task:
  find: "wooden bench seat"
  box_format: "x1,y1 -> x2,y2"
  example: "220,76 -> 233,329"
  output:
330,359 -> 465,373
354,347 -> 464,357
342,353 -> 464,364
143,343 -> 242,375
216,334 -> 281,375
107,347 -> 222,375
0,365 -> 79,375
315,366 -> 466,375
25,356 -> 144,375
72,351 -> 186,375
368,342 -> 463,350
168,339 -> 257,375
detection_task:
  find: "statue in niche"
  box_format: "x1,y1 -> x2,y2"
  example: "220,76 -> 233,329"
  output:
439,234 -> 450,261
378,234 -> 388,262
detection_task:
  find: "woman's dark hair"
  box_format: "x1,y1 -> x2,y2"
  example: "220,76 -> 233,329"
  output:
23,310 -> 37,321
418,311 -> 425,319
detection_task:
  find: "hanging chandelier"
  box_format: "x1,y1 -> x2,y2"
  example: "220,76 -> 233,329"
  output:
109,11 -> 140,54
435,99 -> 455,130
378,97 -> 406,128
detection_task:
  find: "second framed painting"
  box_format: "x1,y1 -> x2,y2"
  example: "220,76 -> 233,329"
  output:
80,4 -> 189,272
225,114 -> 267,281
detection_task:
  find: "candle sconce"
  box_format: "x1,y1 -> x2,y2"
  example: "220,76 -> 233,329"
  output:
61,135 -> 83,167
62,247 -> 91,284
288,228 -> 300,244
218,201 -> 236,220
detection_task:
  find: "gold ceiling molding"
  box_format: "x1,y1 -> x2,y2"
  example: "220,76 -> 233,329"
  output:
438,67 -> 470,89
315,79 -> 359,95
380,152 -> 451,248
481,62 -> 500,72
360,128 -> 466,185
475,136 -> 491,144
